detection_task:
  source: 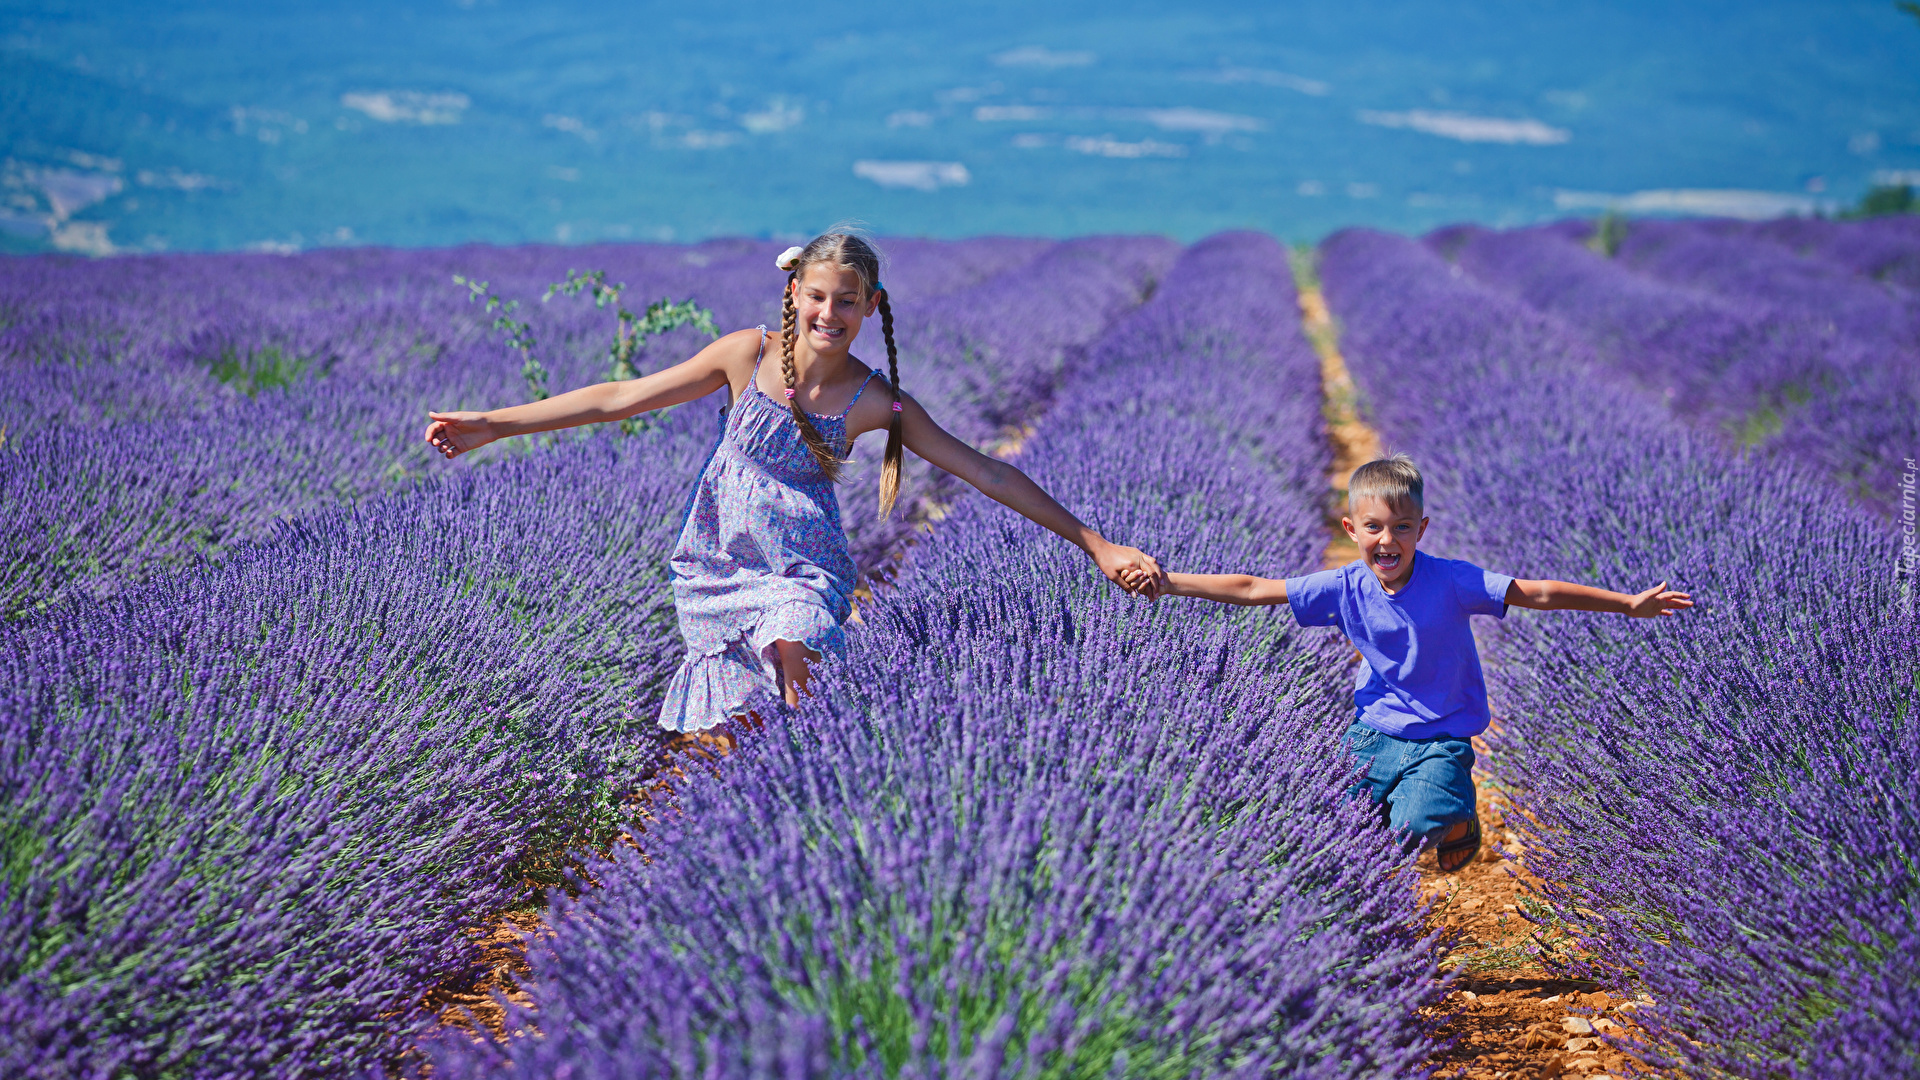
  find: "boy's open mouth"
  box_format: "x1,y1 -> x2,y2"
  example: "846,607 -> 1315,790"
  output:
1373,550 -> 1402,571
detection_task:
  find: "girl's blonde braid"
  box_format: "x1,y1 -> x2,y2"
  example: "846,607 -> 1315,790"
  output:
781,273 -> 843,480
876,289 -> 905,517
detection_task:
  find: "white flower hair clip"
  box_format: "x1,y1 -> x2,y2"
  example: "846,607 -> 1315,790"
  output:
776,246 -> 805,272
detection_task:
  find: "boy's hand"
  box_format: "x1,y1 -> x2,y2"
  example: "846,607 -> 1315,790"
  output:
1627,581 -> 1693,618
424,411 -> 498,459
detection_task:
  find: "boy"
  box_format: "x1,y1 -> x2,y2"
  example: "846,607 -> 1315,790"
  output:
1133,454 -> 1691,871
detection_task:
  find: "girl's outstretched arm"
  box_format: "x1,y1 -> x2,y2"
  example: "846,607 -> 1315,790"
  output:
1505,578 -> 1693,617
895,392 -> 1165,594
424,329 -> 758,457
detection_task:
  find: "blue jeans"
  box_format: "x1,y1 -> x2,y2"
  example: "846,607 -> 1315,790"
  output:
1343,720 -> 1478,852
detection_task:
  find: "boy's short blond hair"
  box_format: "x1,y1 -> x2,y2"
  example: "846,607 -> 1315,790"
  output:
1348,453 -> 1424,515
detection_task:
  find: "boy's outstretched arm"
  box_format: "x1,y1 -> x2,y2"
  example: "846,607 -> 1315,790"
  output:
1136,571 -> 1290,606
1505,578 -> 1693,618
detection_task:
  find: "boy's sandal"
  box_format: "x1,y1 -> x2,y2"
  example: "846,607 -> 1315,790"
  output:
1436,816 -> 1482,873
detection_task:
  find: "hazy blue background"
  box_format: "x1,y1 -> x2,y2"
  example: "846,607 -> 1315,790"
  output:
4,0 -> 1918,254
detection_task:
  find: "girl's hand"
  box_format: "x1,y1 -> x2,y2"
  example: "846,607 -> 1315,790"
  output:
424,411 -> 497,459
1095,542 -> 1165,598
1627,581 -> 1693,618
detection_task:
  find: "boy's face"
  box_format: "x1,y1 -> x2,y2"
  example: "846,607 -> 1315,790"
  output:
1343,495 -> 1427,591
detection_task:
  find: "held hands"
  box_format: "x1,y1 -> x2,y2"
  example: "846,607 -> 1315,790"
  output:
424,411 -> 497,459
1116,564 -> 1160,598
1096,544 -> 1165,598
1628,581 -> 1694,618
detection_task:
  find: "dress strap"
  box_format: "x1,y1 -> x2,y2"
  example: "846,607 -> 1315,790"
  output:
844,368 -> 884,409
752,325 -> 768,372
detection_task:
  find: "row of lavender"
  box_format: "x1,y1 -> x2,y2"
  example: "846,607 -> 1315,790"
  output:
1,235 -> 1169,617
0,238 -> 1175,1077
435,234 -> 1445,1078
1429,215 -> 1920,516
1320,229 -> 1919,1078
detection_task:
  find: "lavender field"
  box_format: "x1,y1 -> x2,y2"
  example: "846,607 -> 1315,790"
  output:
1,215 -> 1916,1078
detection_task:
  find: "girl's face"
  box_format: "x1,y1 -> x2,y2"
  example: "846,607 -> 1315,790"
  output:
792,263 -> 876,357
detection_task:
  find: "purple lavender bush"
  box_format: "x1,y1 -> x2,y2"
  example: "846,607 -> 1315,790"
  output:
876,235 -> 1059,298
0,424 -> 717,1078
1435,220 -> 1918,516
435,234 -> 1443,1080
1745,214 -> 1920,293
1613,217 -> 1916,352
1433,223 -> 1823,429
1320,227 -> 1920,1079
1611,217 -> 1920,509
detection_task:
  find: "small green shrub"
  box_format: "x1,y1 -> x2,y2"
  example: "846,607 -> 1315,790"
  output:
205,344 -> 328,396
1586,212 -> 1628,258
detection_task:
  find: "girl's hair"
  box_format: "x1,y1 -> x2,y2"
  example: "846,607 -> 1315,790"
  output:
780,231 -> 907,517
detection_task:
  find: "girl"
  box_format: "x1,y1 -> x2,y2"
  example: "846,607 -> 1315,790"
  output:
425,232 -> 1166,734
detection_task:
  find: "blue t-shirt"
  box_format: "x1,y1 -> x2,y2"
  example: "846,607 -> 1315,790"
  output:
1285,554 -> 1515,739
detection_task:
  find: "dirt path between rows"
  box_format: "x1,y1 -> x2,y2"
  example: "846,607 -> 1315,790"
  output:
417,908 -> 543,1042
1294,274 -> 1659,1080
